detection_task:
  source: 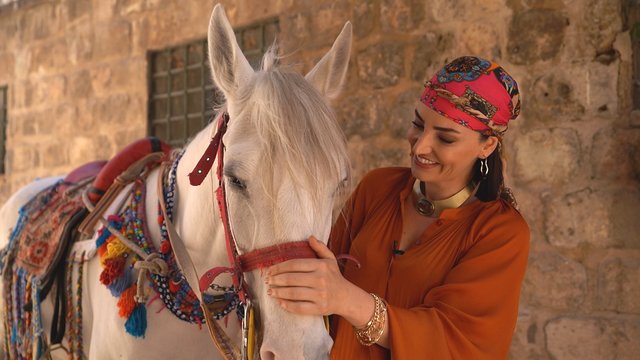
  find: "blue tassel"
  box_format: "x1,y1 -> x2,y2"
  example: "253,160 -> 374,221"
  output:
95,228 -> 112,248
124,304 -> 147,338
108,268 -> 132,297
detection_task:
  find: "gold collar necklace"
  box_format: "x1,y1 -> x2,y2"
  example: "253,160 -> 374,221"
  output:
412,179 -> 474,217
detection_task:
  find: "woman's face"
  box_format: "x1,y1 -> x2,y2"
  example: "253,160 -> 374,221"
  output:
407,102 -> 497,191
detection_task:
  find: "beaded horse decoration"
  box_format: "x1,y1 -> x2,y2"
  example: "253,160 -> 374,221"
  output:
0,4 -> 352,359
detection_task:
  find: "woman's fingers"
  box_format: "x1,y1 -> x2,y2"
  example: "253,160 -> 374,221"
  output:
268,258 -> 320,276
267,272 -> 318,287
308,236 -> 336,260
277,299 -> 326,316
268,285 -> 317,302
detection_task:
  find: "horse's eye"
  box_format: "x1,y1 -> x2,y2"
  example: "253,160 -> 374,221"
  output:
228,176 -> 247,190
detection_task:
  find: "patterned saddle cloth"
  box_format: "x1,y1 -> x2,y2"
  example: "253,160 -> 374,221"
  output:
13,162 -> 104,287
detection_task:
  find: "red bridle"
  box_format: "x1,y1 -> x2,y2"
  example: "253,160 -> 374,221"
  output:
188,112 -> 317,302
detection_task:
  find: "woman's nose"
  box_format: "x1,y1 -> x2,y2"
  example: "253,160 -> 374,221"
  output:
413,132 -> 433,154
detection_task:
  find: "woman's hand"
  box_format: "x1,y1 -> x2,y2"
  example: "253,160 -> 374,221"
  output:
265,236 -> 353,317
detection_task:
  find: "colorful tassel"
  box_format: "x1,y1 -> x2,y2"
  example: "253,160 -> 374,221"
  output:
100,257 -> 126,286
124,304 -> 147,338
117,284 -> 138,318
95,228 -> 111,248
108,267 -> 132,297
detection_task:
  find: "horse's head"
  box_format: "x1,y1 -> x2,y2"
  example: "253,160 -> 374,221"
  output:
206,4 -> 351,359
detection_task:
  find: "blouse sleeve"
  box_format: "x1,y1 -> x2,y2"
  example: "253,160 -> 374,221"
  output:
386,210 -> 530,359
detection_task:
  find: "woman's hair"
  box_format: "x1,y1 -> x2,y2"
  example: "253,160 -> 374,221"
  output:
472,135 -> 518,208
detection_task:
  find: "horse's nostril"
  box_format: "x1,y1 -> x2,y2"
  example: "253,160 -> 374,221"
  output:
260,350 -> 276,360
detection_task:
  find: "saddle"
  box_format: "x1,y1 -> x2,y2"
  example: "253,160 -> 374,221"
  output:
2,137 -> 171,356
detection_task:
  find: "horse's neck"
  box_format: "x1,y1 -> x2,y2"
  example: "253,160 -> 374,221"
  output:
168,121 -> 228,275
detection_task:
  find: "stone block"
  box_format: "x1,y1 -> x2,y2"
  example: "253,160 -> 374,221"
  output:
609,187 -> 640,249
545,188 -> 615,248
69,135 -> 113,166
336,92 -> 388,139
521,252 -> 587,310
523,71 -> 585,127
509,307 -> 545,359
67,23 -> 94,65
89,59 -> 147,96
458,23 -> 504,61
65,0 -> 92,22
346,137 -> 410,181
597,257 -> 640,314
352,1 -> 377,39
512,128 -> 581,185
24,76 -> 66,109
91,0 -> 117,22
426,0 -> 507,24
93,20 -> 132,60
19,3 -> 60,42
0,52 -> 15,82
29,39 -> 69,74
388,86 -> 421,138
380,0 -> 425,32
40,142 -> 69,168
410,33 -> 453,83
357,42 -> 405,89
583,0 -> 622,55
507,9 -> 568,65
8,146 -> 40,172
15,48 -> 31,79
591,127 -> 640,182
68,70 -> 93,99
585,61 -> 618,114
545,317 -> 640,359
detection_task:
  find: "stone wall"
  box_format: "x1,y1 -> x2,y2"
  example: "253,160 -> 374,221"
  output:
0,0 -> 638,358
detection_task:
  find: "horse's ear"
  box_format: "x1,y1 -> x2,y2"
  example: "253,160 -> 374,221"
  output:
305,22 -> 352,100
207,4 -> 254,99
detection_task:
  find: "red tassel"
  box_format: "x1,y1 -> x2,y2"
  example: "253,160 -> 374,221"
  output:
100,257 -> 126,285
157,215 -> 164,225
118,284 -> 138,318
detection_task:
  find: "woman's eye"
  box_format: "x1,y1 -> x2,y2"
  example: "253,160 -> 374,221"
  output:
412,120 -> 424,129
439,137 -> 455,144
228,176 -> 246,190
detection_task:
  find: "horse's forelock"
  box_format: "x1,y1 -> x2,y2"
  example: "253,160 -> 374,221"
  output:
242,67 -> 349,234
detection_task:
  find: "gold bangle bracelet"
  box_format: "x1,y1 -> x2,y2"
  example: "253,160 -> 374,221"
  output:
353,293 -> 387,346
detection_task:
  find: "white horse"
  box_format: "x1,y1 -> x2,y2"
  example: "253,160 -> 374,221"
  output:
0,4 -> 352,359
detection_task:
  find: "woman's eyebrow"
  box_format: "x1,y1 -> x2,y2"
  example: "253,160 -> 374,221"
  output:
433,126 -> 460,134
415,109 -> 461,134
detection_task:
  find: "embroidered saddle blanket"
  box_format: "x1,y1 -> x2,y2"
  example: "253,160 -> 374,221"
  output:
14,178 -> 93,281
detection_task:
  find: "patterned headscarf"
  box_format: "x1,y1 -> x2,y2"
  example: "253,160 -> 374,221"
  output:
420,56 -> 521,137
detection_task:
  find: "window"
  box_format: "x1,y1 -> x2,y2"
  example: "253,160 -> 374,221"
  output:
0,86 -> 7,174
628,1 -> 640,110
148,19 -> 279,147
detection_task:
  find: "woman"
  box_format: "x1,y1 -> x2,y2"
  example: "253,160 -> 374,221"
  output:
265,56 -> 529,359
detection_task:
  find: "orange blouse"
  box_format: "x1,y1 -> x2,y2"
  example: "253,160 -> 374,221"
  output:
329,167 -> 530,359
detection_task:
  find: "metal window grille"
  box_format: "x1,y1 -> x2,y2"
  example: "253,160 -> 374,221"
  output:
0,86 -> 7,174
628,1 -> 640,110
148,18 -> 279,147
